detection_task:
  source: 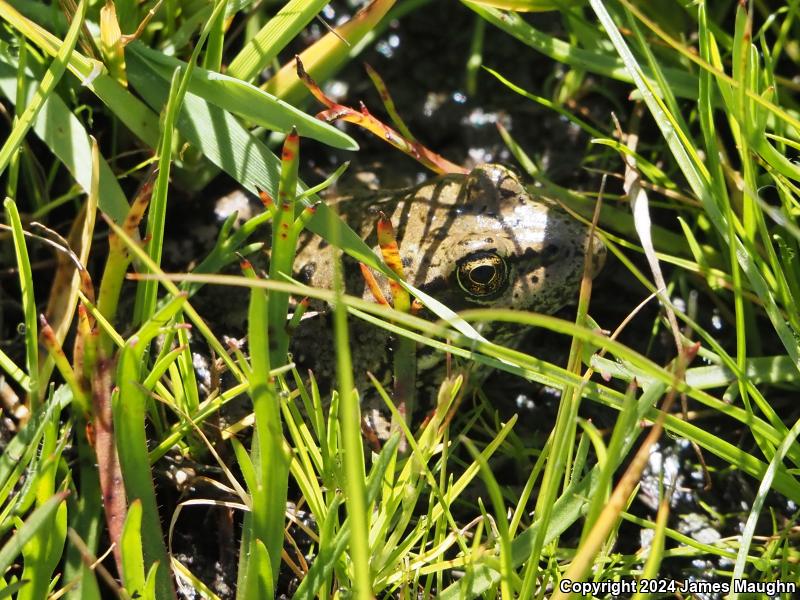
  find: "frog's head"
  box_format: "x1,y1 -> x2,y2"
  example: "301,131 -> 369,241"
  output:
419,164 -> 605,313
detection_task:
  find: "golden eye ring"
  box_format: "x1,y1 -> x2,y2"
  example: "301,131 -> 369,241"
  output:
456,251 -> 509,298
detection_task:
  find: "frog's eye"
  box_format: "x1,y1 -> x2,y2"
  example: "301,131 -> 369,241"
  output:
456,251 -> 509,298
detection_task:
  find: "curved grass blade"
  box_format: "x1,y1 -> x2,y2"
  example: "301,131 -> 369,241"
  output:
0,59 -> 129,222
126,42 -> 358,151
263,0 -> 396,105
0,0 -> 86,177
0,491 -> 69,575
3,198 -> 39,402
463,1 -> 697,98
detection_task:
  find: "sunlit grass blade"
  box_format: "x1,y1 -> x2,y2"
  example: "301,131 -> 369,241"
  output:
463,1 -> 697,97
329,209 -> 372,598
126,42 -> 358,151
0,0 -> 86,177
99,0 -> 128,86
0,58 -> 130,222
226,0 -> 330,82
114,295 -> 188,600
267,128 -> 300,367
263,0 -> 396,105
730,417 -> 800,596
119,500 -> 146,597
0,491 -> 69,575
0,0 -> 161,149
3,197 -> 39,403
468,0 -> 585,11
132,67 -> 181,326
17,415 -> 69,600
588,0 -> 800,377
240,281 -> 290,598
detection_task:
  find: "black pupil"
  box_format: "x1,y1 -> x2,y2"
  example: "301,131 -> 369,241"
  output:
470,264 -> 496,285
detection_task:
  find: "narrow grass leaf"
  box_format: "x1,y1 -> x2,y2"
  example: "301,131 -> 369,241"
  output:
0,60 -> 130,222
246,283 -> 289,591
0,0 -> 86,176
463,2 -> 697,97
267,128 -> 300,367
0,491 -> 68,575
330,228 -> 372,599
3,198 -> 38,401
226,0 -> 330,81
133,66 -> 181,326
127,42 -> 358,151
588,0 -> 800,376
263,0 -> 395,105
730,417 -> 800,596
115,295 -> 188,600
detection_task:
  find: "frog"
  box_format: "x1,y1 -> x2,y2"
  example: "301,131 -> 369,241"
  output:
287,163 -> 605,392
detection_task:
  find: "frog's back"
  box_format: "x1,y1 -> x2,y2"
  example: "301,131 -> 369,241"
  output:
293,164 -> 604,315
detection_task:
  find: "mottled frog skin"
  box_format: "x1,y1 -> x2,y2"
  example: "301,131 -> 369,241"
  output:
294,164 -> 605,314
288,164 -> 605,391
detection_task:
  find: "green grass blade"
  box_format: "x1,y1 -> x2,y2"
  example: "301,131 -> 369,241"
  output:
120,500 -> 146,598
0,491 -> 68,575
730,417 -> 800,595
3,197 -> 39,402
267,128 -> 300,367
0,0 -> 85,176
133,66 -> 181,326
114,296 -> 188,600
329,213 -> 371,598
463,1 -> 697,97
588,0 -> 800,376
226,0 -> 330,81
126,42 -> 358,151
0,59 -> 130,222
243,283 -> 290,595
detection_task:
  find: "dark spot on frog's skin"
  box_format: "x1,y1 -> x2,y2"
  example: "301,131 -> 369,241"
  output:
421,274 -> 447,294
531,275 -> 539,284
507,247 -> 539,265
541,244 -> 560,266
298,263 -> 316,283
318,240 -> 329,249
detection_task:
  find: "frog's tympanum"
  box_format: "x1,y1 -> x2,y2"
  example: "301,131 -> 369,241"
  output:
289,164 -> 605,386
